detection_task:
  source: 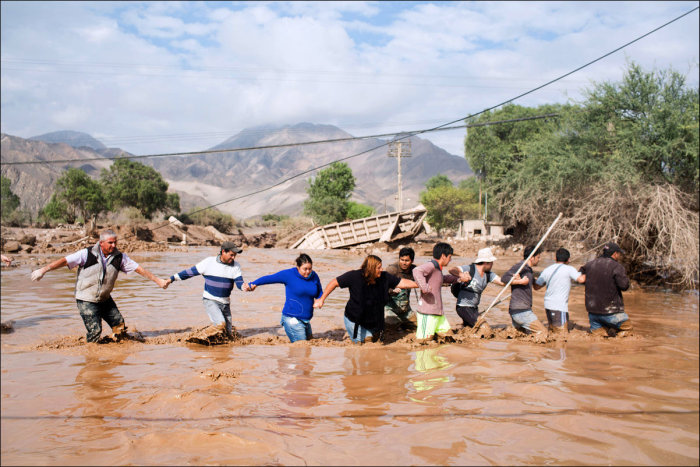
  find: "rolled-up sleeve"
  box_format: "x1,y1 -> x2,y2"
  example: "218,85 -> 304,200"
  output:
65,250 -> 87,269
119,253 -> 139,273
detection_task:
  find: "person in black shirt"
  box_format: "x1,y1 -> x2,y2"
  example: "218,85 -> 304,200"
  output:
501,245 -> 547,342
579,242 -> 631,337
314,255 -> 418,343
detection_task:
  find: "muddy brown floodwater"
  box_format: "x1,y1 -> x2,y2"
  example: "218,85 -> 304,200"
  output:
1,246 -> 698,465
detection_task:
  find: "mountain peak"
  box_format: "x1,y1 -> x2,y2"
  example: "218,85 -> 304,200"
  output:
29,130 -> 106,150
209,122 -> 350,151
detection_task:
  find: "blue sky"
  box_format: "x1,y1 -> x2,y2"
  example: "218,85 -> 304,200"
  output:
1,1 -> 698,156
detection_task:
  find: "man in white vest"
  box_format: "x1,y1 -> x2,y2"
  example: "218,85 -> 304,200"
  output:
31,229 -> 168,342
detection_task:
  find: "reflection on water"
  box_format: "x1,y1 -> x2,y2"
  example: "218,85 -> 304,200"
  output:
1,248 -> 699,465
410,346 -> 453,394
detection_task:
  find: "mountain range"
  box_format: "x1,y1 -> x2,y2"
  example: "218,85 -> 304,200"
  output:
1,123 -> 472,219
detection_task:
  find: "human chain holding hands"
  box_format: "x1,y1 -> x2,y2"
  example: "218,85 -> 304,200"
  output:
30,229 -> 168,342
314,255 -> 418,344
244,254 -> 323,343
163,241 -> 245,338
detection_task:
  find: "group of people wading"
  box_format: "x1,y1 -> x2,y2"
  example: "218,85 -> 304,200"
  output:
31,229 -> 632,344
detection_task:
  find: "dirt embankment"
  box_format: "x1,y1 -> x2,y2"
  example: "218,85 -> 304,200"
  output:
2,220 -> 588,264
1,221 -> 277,256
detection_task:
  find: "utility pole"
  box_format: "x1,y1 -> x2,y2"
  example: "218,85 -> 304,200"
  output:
478,172 -> 483,220
387,136 -> 411,212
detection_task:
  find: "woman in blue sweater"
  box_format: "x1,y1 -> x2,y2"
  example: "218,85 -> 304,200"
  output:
247,254 -> 323,342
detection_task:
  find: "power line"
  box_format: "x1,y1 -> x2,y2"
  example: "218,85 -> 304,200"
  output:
1,113 -> 560,166
159,5 -> 700,225
4,6 -> 696,242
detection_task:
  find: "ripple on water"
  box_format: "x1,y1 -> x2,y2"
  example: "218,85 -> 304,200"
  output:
1,248 -> 698,465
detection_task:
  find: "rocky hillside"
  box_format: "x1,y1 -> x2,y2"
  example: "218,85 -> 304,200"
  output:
1,133 -> 208,215
0,133 -> 113,214
148,122 -> 473,218
3,123 -> 473,220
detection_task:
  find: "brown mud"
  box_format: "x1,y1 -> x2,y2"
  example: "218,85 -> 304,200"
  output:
2,246 -> 697,465
31,320 -> 640,353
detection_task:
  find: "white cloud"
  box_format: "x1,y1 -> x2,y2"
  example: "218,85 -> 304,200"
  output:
1,1 -> 698,158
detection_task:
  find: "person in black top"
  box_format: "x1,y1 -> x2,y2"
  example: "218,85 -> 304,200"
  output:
579,242 -> 631,337
501,245 -> 547,342
314,255 -> 418,344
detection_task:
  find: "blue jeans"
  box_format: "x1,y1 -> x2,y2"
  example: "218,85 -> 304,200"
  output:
344,315 -> 380,344
510,310 -> 544,334
588,312 -> 630,331
281,314 -> 312,342
203,298 -> 233,336
76,297 -> 125,343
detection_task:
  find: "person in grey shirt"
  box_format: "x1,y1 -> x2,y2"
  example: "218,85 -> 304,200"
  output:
448,247 -> 505,332
535,248 -> 586,333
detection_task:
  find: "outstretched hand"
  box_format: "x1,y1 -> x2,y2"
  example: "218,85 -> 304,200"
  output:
313,298 -> 324,309
156,277 -> 170,289
31,268 -> 45,282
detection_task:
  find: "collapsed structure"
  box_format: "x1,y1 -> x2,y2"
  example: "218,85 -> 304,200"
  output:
291,205 -> 427,250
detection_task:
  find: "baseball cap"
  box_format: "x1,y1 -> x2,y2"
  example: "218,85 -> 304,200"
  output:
603,242 -> 625,255
221,241 -> 243,253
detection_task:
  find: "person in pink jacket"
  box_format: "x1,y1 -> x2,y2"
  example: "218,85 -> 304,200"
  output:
412,242 -> 469,342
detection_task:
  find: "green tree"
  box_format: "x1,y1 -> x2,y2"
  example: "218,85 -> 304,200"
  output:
346,201 -> 376,220
100,159 -> 180,219
581,62 -> 699,191
1,176 -> 20,220
425,174 -> 453,190
39,194 -> 71,223
462,62 -> 699,286
43,168 -> 107,223
420,185 -> 479,235
303,162 -> 356,224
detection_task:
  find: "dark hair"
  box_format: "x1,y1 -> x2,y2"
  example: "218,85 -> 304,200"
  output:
432,242 -> 453,260
295,253 -> 313,267
523,244 -> 540,259
398,247 -> 415,261
555,248 -> 570,263
361,255 -> 382,284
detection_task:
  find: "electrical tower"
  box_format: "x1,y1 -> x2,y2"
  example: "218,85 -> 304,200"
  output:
387,136 -> 412,212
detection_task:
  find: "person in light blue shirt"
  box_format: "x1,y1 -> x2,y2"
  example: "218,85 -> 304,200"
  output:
246,253 -> 323,343
535,248 -> 586,332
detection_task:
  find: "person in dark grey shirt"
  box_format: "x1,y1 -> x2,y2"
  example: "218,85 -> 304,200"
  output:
501,245 -> 547,341
579,242 -> 631,337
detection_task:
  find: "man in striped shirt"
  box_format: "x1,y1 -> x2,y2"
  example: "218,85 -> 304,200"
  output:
165,241 -> 245,337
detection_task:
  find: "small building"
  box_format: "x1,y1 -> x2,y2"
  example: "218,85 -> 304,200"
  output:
457,219 -> 510,240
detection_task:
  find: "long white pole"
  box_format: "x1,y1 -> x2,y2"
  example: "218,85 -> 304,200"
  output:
475,212 -> 563,326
